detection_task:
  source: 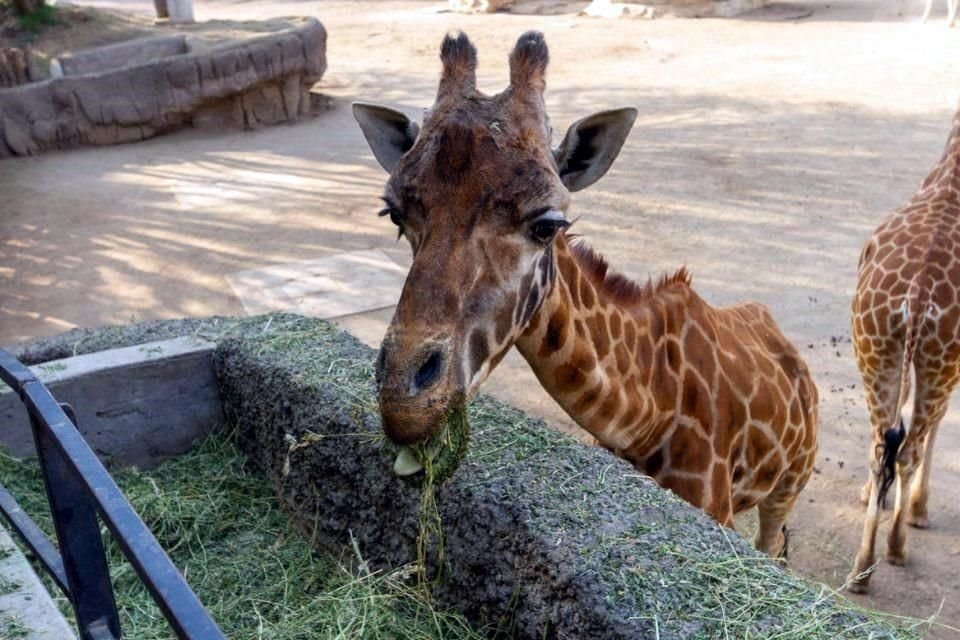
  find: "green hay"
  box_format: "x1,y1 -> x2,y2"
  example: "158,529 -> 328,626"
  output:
615,525 -> 942,639
416,405 -> 471,487
0,435 -> 488,640
396,405 -> 470,586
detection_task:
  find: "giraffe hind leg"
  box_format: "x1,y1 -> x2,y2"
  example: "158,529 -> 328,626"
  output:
907,422 -> 940,528
906,368 -> 954,528
778,524 -> 790,560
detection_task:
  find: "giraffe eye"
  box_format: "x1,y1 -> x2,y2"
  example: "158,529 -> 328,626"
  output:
529,213 -> 569,244
378,205 -> 404,228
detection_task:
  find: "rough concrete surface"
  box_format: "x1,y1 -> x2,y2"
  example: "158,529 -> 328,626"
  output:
0,16 -> 326,156
54,34 -> 188,77
211,314 -> 902,639
6,315 -> 235,364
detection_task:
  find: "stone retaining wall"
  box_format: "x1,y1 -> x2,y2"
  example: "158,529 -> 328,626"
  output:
0,17 -> 326,156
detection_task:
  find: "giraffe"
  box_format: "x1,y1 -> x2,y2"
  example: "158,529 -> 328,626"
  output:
921,0 -> 958,27
353,30 -> 819,557
847,105 -> 960,593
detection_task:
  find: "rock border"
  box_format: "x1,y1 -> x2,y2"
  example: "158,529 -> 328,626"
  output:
0,17 -> 326,156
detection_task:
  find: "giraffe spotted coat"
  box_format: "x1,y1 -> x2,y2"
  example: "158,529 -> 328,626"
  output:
354,30 -> 819,557
848,108 -> 960,592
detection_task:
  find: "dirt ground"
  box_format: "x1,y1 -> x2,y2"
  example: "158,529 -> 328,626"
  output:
4,0 -> 960,634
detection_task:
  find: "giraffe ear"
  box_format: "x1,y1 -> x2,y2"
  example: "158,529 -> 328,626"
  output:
353,102 -> 421,173
553,108 -> 638,192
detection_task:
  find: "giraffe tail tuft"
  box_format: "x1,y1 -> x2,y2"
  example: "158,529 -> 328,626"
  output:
877,418 -> 906,507
875,274 -> 928,507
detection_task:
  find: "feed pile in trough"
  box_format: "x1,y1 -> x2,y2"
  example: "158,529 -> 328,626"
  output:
0,434 -> 487,639
211,313 -> 921,640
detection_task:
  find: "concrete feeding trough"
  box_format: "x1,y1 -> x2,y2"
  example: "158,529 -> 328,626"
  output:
0,17 -> 326,156
1,315 -> 906,639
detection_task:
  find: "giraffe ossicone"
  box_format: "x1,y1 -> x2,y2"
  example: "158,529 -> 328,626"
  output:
353,30 -> 819,558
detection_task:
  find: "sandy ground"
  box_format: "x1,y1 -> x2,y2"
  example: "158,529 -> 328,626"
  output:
4,0 -> 960,634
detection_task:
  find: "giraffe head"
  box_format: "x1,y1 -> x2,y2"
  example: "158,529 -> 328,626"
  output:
354,31 -> 636,465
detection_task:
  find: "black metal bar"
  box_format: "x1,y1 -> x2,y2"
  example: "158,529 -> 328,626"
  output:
0,484 -> 69,594
32,409 -> 122,640
0,348 -> 225,640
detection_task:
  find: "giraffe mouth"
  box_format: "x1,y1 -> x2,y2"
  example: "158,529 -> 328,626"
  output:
392,444 -> 440,477
390,404 -> 470,484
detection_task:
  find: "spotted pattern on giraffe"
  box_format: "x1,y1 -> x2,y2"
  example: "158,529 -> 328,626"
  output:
356,30 -> 819,559
848,106 -> 960,593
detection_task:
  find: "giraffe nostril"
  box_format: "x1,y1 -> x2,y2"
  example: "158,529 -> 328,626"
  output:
413,350 -> 444,393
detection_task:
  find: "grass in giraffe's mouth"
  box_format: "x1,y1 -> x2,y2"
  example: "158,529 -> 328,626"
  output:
391,404 -> 471,585
393,404 -> 471,486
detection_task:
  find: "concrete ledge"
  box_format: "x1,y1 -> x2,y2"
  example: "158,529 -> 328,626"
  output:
0,336 -> 222,468
55,35 -> 188,77
6,316 -> 231,366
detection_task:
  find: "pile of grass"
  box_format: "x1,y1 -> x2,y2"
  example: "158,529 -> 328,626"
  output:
0,434 -> 487,640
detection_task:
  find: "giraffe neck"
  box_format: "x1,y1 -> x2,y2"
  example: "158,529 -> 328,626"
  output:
514,236 -> 686,458
922,110 -> 960,192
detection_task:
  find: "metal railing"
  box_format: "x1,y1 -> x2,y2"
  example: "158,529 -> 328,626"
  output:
0,348 -> 225,640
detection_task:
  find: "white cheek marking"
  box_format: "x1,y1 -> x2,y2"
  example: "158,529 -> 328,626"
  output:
463,249 -> 551,397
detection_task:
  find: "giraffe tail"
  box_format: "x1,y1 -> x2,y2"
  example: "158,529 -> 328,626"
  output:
876,274 -> 929,507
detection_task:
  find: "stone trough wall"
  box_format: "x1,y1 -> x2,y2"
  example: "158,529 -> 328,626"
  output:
449,0 -> 764,18
4,315 -> 905,639
0,17 -> 326,156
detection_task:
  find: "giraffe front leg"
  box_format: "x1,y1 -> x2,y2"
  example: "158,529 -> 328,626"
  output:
848,470 -> 882,593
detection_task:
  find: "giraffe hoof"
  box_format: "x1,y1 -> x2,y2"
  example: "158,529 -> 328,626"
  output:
846,577 -> 870,595
886,549 -> 908,566
907,510 -> 929,529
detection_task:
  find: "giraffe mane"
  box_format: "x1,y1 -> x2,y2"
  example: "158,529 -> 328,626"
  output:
566,236 -> 692,306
